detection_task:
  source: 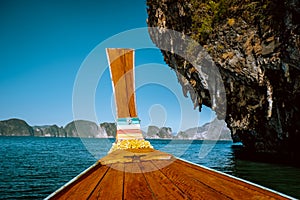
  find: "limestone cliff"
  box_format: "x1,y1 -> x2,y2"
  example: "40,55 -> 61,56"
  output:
100,122 -> 117,138
0,118 -> 230,140
33,125 -> 66,137
147,0 -> 300,156
146,126 -> 173,139
64,120 -> 105,138
177,118 -> 231,140
0,118 -> 34,136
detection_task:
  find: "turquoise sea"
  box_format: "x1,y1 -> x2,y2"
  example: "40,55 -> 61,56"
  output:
0,137 -> 299,199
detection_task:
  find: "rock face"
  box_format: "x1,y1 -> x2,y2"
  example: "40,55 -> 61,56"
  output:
99,122 -> 116,138
0,119 -> 109,138
177,119 -> 231,140
33,125 -> 66,137
64,120 -> 106,138
0,118 -> 34,136
145,125 -> 160,138
146,126 -> 173,138
0,118 -> 230,140
147,0 -> 300,155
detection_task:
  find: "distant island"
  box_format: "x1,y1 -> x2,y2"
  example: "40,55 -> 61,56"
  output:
0,118 -> 232,140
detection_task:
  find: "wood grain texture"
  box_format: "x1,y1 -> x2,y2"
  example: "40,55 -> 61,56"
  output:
48,163 -> 109,200
123,162 -> 154,199
107,48 -> 137,118
47,149 -> 291,200
99,149 -> 171,165
88,163 -> 124,199
139,161 -> 189,200
153,160 -> 229,200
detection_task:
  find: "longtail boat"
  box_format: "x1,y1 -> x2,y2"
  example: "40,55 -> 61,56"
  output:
46,48 -> 294,200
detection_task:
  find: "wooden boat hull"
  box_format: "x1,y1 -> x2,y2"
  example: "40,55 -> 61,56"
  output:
46,48 -> 294,199
46,148 -> 293,200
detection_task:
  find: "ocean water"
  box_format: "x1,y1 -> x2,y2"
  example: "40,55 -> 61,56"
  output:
0,137 -> 299,199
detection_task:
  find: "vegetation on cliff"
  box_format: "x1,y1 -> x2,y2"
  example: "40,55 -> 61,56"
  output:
64,120 -> 104,138
33,125 -> 66,137
189,0 -> 281,43
0,119 -> 34,136
146,126 -> 173,139
147,0 -> 300,155
100,122 -> 116,138
0,118 -> 231,140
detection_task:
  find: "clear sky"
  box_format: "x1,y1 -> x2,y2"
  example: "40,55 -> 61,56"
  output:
0,0 -> 215,132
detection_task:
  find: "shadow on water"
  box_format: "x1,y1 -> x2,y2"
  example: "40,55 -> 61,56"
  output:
231,143 -> 300,199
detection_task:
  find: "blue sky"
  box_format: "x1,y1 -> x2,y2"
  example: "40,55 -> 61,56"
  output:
0,0 -> 215,132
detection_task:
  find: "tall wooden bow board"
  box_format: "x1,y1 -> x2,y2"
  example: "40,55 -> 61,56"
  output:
106,48 -> 143,141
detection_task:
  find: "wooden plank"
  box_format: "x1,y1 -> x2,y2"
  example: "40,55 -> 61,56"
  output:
107,48 -> 137,118
152,160 -> 230,200
47,150 -> 292,200
123,50 -> 137,117
48,163 -> 109,200
100,149 -> 139,165
139,161 -> 189,200
107,48 -> 130,118
174,159 -> 288,199
124,162 -> 154,199
140,150 -> 173,161
100,149 -> 172,165
88,163 -> 124,199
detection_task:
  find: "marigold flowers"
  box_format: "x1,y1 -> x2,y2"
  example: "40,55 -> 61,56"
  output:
109,139 -> 153,153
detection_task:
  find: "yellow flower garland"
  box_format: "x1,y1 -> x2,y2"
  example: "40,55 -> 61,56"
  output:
109,139 -> 153,153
